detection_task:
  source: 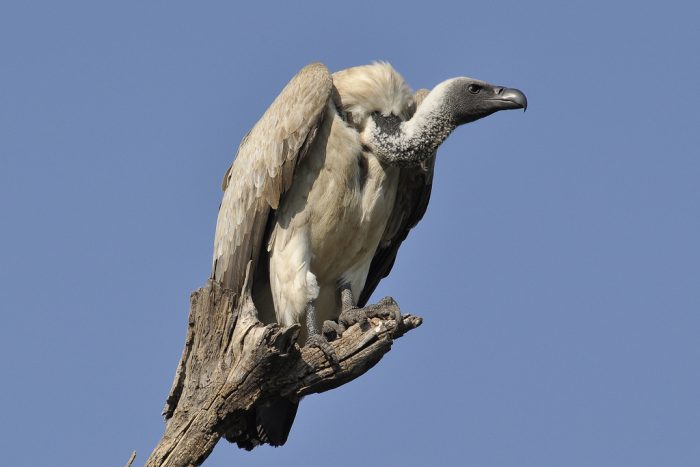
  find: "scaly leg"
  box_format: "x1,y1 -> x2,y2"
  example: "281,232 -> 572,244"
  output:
335,283 -> 364,334
340,283 -> 355,312
320,283 -> 357,340
305,301 -> 338,366
338,284 -> 366,332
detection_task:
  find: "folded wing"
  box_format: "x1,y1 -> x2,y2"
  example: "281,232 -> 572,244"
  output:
213,63 -> 333,297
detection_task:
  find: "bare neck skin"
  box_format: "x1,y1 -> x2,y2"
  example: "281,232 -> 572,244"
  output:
365,81 -> 457,167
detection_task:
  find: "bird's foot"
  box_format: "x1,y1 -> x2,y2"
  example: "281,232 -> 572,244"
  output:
338,302 -> 403,335
322,320 -> 343,342
305,333 -> 340,368
338,306 -> 366,332
389,304 -> 403,335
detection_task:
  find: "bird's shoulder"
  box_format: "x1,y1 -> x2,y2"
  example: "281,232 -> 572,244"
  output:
332,62 -> 415,127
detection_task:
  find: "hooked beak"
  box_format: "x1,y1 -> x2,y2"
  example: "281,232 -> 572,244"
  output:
491,87 -> 528,111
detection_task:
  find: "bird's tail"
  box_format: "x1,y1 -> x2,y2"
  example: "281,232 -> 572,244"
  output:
222,397 -> 299,450
255,398 -> 299,447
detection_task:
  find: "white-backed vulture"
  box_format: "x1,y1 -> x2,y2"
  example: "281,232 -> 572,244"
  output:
211,62 -> 526,445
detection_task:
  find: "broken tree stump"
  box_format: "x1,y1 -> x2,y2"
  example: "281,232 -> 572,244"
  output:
145,279 -> 422,467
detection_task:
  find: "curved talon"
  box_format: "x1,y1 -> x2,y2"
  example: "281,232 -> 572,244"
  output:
305,334 -> 339,367
322,320 -> 342,341
392,307 -> 403,336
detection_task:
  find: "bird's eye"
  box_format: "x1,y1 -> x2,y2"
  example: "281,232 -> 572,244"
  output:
468,84 -> 481,94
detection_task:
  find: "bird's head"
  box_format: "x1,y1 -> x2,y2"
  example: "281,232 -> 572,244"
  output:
367,73 -> 527,166
440,77 -> 527,125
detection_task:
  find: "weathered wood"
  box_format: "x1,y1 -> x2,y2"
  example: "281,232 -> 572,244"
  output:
125,451 -> 136,467
146,279 -> 421,467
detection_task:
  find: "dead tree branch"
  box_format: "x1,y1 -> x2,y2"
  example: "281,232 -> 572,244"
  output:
145,279 -> 421,467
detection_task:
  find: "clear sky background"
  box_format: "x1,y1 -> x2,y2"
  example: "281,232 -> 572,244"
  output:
1,1 -> 699,466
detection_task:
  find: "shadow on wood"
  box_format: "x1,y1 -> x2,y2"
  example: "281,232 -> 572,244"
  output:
145,279 -> 422,467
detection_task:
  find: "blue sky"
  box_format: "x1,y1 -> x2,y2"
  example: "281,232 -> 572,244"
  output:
1,1 -> 699,466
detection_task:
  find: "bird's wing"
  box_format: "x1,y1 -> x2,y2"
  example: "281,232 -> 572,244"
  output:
357,89 -> 436,307
213,63 -> 333,296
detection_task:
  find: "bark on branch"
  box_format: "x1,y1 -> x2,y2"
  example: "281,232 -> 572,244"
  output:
145,279 -> 421,467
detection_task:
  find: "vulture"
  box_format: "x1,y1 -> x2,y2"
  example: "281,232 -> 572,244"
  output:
212,62 -> 526,446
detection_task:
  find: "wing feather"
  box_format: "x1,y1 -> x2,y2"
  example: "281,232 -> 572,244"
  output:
213,63 -> 333,296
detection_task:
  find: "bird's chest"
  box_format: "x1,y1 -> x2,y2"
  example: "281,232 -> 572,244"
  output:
270,118 -> 399,286
292,117 -> 400,282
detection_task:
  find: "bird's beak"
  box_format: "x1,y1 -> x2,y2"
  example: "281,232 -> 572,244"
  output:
491,87 -> 528,111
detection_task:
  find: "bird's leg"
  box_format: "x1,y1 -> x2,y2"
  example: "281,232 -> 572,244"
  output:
340,283 -> 355,312
305,301 -> 321,337
322,283 -> 358,340
304,301 -> 339,366
337,284 -> 366,333
338,284 -> 365,334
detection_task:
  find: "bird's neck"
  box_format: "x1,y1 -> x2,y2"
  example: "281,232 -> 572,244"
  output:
367,87 -> 456,166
